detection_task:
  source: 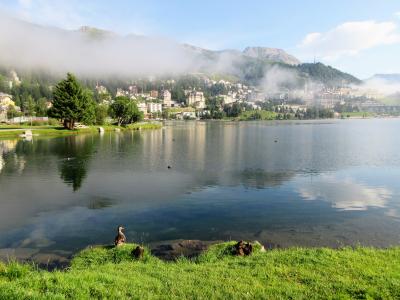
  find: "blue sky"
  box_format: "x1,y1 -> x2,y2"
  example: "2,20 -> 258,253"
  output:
1,0 -> 400,78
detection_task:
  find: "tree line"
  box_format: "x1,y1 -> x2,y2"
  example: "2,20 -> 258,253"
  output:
48,73 -> 143,129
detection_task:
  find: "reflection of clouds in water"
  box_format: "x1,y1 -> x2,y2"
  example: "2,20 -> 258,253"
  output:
385,208 -> 400,220
0,156 -> 3,173
18,226 -> 55,248
7,207 -> 96,249
298,176 -> 392,211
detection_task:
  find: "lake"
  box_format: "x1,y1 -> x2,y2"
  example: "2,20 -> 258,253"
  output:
1,119 -> 400,262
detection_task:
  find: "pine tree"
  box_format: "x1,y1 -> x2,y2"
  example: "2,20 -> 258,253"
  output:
49,73 -> 95,129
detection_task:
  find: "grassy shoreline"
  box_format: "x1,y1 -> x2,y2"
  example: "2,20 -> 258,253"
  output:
0,242 -> 399,299
0,122 -> 162,138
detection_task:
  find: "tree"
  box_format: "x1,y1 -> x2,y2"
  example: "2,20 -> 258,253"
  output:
49,73 -> 95,129
224,102 -> 242,117
109,96 -> 143,126
7,105 -> 22,119
35,98 -> 48,117
95,104 -> 109,125
25,95 -> 36,117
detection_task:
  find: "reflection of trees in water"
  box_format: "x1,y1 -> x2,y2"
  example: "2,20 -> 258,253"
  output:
0,140 -> 25,175
55,136 -> 97,191
236,168 -> 295,189
187,168 -> 296,192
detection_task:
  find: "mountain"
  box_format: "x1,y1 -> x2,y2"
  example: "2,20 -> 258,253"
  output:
298,63 -> 361,85
0,15 -> 360,88
243,47 -> 301,65
78,26 -> 116,39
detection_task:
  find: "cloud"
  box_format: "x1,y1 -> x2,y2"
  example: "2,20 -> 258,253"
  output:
299,21 -> 400,60
396,12 -> 400,18
0,13 -> 211,77
259,65 -> 300,93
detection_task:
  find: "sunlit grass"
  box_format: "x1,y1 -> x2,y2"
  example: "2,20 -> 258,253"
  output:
1,242 -> 399,299
0,122 -> 162,138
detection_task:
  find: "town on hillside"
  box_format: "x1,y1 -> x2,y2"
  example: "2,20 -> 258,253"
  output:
1,69 -> 399,125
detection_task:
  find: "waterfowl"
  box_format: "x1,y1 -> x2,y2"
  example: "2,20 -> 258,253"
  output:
114,225 -> 126,246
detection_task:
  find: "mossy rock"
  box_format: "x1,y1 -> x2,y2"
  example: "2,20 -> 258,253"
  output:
197,241 -> 264,263
70,244 -> 155,269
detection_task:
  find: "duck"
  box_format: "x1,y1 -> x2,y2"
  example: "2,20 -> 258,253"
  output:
114,225 -> 126,246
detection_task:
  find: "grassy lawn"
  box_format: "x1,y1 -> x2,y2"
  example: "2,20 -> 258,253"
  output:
0,242 -> 399,299
239,110 -> 278,121
0,123 -> 162,138
340,112 -> 374,118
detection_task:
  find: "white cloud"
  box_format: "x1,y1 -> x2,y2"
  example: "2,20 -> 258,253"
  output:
18,0 -> 32,8
395,12 -> 400,18
298,21 -> 400,60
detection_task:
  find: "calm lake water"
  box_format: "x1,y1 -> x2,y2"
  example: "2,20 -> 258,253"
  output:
1,119 -> 400,262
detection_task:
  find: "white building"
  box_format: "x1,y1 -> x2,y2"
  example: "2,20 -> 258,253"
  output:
95,84 -> 108,95
220,94 -> 236,105
137,102 -> 147,115
0,93 -> 16,121
187,91 -> 206,109
163,90 -> 172,108
147,102 -> 162,114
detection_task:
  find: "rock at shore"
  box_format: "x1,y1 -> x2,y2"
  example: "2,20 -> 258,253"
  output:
151,240 -> 212,260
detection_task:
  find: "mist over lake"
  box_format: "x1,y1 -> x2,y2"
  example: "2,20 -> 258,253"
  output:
0,119 -> 400,261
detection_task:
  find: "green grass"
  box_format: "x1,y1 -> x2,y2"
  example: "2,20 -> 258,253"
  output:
340,112 -> 374,118
126,122 -> 163,130
1,242 -> 399,299
0,123 -> 162,138
238,110 -> 278,121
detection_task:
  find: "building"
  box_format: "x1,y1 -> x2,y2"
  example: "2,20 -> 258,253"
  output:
187,91 -> 206,109
128,85 -> 138,95
150,90 -> 159,98
0,93 -> 16,121
163,90 -> 172,108
116,88 -> 129,97
147,102 -> 162,114
95,84 -> 108,95
137,102 -> 148,115
220,94 -> 236,105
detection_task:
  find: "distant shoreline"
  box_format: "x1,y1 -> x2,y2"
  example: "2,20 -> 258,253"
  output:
1,117 -> 399,139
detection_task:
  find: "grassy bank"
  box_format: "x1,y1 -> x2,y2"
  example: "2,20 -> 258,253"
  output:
0,123 -> 162,138
238,110 -> 278,121
340,112 -> 374,118
0,242 -> 399,299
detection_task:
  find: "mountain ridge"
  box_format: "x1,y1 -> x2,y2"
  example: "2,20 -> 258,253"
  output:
0,16 -> 360,87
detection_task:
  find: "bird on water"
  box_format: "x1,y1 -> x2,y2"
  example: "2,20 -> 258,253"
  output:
114,225 -> 126,246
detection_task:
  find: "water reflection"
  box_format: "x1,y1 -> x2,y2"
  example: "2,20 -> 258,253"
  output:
1,120 -> 400,261
55,135 -> 96,191
297,175 -> 393,211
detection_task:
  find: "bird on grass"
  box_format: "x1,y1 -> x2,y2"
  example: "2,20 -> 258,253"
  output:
114,225 -> 126,246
